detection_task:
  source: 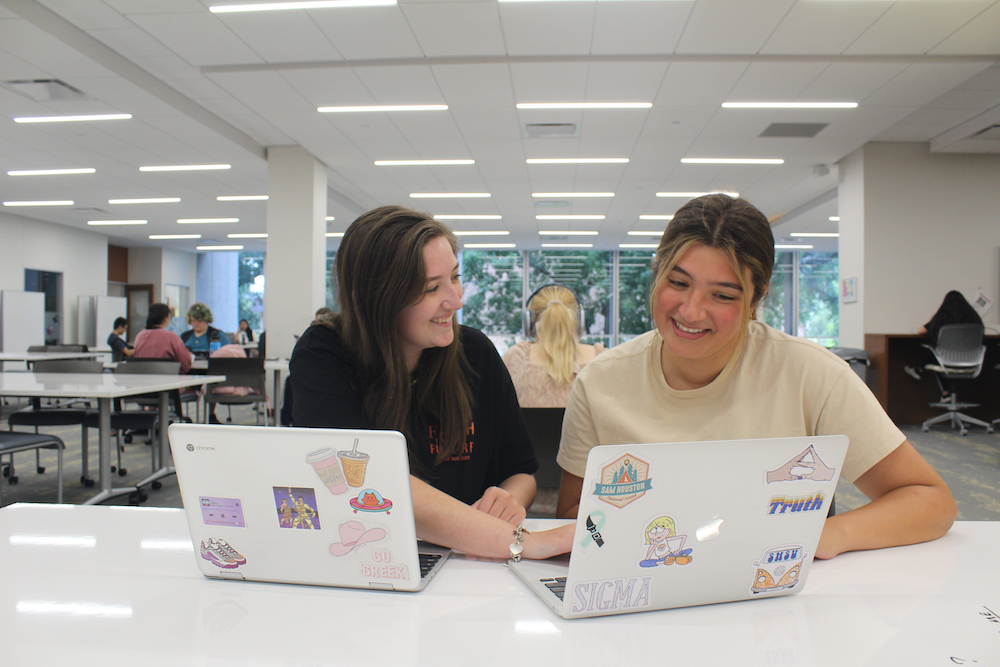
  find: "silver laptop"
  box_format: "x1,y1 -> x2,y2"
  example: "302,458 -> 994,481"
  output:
169,423 -> 450,592
510,435 -> 849,618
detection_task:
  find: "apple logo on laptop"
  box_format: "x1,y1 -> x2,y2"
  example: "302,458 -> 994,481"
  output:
696,514 -> 724,542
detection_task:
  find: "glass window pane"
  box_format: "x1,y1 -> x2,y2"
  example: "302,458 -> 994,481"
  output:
763,251 -> 793,333
798,252 -> 839,346
238,252 -> 265,332
458,250 -> 523,354
529,250 -> 612,349
618,250 -> 655,342
326,251 -> 337,310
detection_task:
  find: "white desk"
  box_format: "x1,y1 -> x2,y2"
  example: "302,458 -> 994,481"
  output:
0,373 -> 224,504
0,351 -> 104,372
0,505 -> 997,666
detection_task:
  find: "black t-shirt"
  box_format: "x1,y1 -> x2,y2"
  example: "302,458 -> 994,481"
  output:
107,332 -> 127,353
290,324 -> 538,505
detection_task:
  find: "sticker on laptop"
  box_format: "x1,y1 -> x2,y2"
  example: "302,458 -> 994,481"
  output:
350,488 -> 393,514
359,548 -> 410,581
580,511 -> 606,549
767,491 -> 826,515
569,576 -> 653,615
639,515 -> 693,568
592,452 -> 652,509
750,544 -> 805,594
765,445 -> 836,484
200,538 -> 246,569
200,496 -> 246,528
273,486 -> 322,530
329,520 -> 387,557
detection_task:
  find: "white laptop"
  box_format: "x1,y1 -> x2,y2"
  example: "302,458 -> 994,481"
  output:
509,435 -> 849,619
169,423 -> 450,592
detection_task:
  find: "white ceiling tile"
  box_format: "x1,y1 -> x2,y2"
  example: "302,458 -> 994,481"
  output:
219,112 -> 296,146
930,1 -> 1000,55
86,27 -> 173,59
656,62 -> 750,107
128,12 -> 264,67
761,1 -> 891,55
675,0 -> 796,55
924,88 -> 1000,110
211,12 -> 342,63
0,19 -> 115,78
103,0 -> 207,15
279,68 -> 370,107
431,63 -> 515,109
800,62 -> 909,102
130,55 -> 202,81
402,3 -> 506,57
728,62 -> 831,101
498,4 -> 597,56
451,107 -> 521,140
509,62 -> 589,102
310,7 -> 423,60
863,63 -> 996,107
845,1 -> 995,55
207,71 -> 314,113
353,66 -> 445,104
37,0 -> 135,29
590,3 -> 693,55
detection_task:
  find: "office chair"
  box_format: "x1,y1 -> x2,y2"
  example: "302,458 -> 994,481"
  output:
920,324 -> 993,436
205,357 -> 270,426
0,432 -> 65,504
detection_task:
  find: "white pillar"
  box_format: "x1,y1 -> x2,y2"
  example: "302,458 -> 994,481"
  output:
265,146 -> 327,361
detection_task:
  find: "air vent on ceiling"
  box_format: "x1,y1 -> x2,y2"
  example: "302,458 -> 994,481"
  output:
759,123 -> 828,138
524,123 -> 579,138
2,79 -> 91,102
970,124 -> 1000,140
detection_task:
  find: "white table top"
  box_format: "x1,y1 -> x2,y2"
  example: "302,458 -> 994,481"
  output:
1,504 -> 997,666
0,372 -> 225,398
0,351 -> 103,362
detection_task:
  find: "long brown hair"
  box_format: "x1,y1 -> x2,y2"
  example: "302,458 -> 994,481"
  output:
329,205 -> 473,466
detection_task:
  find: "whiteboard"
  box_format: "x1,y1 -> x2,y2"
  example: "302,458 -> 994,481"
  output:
95,295 -> 127,348
0,291 -> 45,364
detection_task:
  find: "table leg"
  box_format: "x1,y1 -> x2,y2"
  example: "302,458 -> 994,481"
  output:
82,396 -> 138,505
135,390 -> 175,491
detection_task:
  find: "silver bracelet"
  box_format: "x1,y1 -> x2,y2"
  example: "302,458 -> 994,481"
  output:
509,524 -> 527,562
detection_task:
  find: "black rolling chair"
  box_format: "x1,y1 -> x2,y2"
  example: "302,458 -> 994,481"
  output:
0,432 -> 65,504
920,324 -> 993,435
5,358 -> 103,488
205,357 -> 270,425
521,407 -> 566,503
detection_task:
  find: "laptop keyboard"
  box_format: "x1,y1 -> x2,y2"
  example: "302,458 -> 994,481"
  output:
540,577 -> 567,600
418,553 -> 443,578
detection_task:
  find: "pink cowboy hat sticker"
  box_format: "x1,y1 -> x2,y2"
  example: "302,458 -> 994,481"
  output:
329,520 -> 386,556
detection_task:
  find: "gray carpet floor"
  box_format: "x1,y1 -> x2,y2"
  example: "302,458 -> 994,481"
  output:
3,397 -> 999,521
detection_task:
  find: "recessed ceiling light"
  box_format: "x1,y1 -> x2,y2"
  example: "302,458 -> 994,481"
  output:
149,234 -> 202,240
517,103 -> 651,110
681,158 -> 784,165
620,243 -> 658,249
435,215 -> 502,220
325,232 -> 344,237
627,231 -> 662,236
463,243 -> 516,249
639,215 -> 673,220
722,102 -> 858,109
197,245 -> 244,251
177,218 -> 239,224
536,215 -> 605,220
538,230 -> 598,235
3,200 -> 74,206
656,191 -> 738,198
526,158 -> 628,164
790,233 -> 839,238
13,114 -> 131,123
829,216 -> 840,221
211,0 -> 396,12
7,168 -> 96,176
217,195 -> 268,201
409,192 -> 490,198
87,220 -> 147,226
375,160 -> 474,166
228,233 -> 268,238
775,244 -> 814,250
452,231 -> 510,236
532,192 -> 613,198
320,105 -> 447,113
542,243 -> 594,248
140,164 -> 231,172
109,198 -> 180,204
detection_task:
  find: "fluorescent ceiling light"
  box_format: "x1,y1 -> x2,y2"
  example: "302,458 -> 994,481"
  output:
536,215 -> 605,220
526,158 -> 628,164
722,102 -> 857,109
409,192 -> 490,198
435,215 -> 502,220
517,103 -> 651,110
656,191 -> 738,198
87,220 -> 147,226
7,168 -> 95,176
639,215 -> 673,220
681,158 -> 784,165
177,218 -> 239,224
326,232 -> 344,237
13,114 -> 131,123
109,198 -> 180,204
375,160 -> 474,166
532,192 -> 613,198
463,243 -> 516,249
628,231 -> 662,236
829,216 -> 840,221
790,232 -> 839,238
319,105 -> 447,113
197,245 -> 244,251
149,234 -> 201,240
228,233 -> 268,238
453,231 -> 509,236
325,216 -> 335,221
543,243 -> 593,248
217,195 -> 268,201
211,0 -> 396,12
140,164 -> 231,172
775,244 -> 814,250
620,243 -> 658,249
3,200 -> 73,206
538,230 -> 598,236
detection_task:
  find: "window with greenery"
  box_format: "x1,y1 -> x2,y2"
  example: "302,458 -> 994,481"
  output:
618,250 -> 655,342
529,251 -> 613,348
458,250 -> 523,354
762,251 -> 839,347
326,251 -> 338,310
237,252 -> 265,332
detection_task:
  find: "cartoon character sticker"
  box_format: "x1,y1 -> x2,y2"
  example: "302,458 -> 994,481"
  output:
350,488 -> 393,514
639,515 -> 693,568
766,445 -> 836,484
593,452 -> 652,509
200,538 -> 246,569
329,520 -> 387,556
273,486 -> 322,529
750,544 -> 805,594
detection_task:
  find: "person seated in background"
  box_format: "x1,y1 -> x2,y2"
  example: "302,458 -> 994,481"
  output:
180,303 -> 231,355
281,306 -> 337,427
291,205 -> 574,559
235,319 -> 255,344
904,290 -> 983,403
556,193 -> 956,560
133,303 -> 193,416
107,316 -> 134,361
502,284 -> 604,408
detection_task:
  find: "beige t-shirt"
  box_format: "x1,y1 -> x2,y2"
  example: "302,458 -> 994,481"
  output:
557,322 -> 904,485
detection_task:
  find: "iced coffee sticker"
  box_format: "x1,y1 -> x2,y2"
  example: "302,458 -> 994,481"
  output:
339,438 -> 370,488
307,447 -> 348,495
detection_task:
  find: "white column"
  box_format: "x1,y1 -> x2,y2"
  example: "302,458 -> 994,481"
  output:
265,146 -> 327,361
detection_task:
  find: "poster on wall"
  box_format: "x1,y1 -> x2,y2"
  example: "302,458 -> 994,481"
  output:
841,277 -> 858,304
972,288 -> 992,317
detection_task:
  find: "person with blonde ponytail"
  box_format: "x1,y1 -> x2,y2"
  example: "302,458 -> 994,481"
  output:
502,285 -> 603,408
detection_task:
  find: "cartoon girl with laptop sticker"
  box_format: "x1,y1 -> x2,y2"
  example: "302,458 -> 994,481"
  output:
639,515 -> 693,567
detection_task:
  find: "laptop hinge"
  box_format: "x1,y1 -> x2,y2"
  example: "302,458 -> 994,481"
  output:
215,572 -> 245,580
368,582 -> 395,591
